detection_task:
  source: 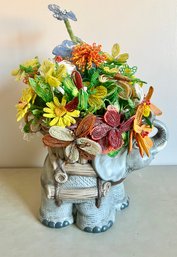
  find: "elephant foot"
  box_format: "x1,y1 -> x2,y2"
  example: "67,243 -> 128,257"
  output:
39,201 -> 74,229
83,220 -> 113,233
116,196 -> 130,211
41,218 -> 72,229
75,199 -> 116,233
40,192 -> 74,229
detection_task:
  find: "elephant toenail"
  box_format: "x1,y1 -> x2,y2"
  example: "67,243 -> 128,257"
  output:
63,221 -> 69,227
108,220 -> 113,228
84,227 -> 92,233
42,219 -> 49,226
48,221 -> 55,228
55,222 -> 63,228
101,225 -> 108,232
120,200 -> 129,210
93,226 -> 101,233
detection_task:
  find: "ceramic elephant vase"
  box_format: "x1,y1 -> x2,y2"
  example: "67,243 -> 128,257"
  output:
39,118 -> 168,233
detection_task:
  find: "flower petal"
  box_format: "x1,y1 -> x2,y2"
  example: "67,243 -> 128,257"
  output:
65,97 -> 79,112
49,126 -> 74,141
75,114 -> 96,138
67,110 -> 80,118
42,134 -> 70,148
137,134 -> 150,157
143,104 -> 151,117
92,86 -> 107,98
46,102 -> 55,110
53,96 -> 60,107
78,149 -> 95,160
72,70 -> 83,90
108,129 -> 123,149
104,107 -> 121,127
128,130 -> 133,153
90,123 -> 111,140
145,86 -> 154,102
133,121 -> 143,134
135,134 -> 153,157
49,117 -> 59,126
47,76 -> 61,87
16,107 -> 28,122
117,81 -> 132,100
58,117 -> 66,127
61,96 -> 67,106
43,107 -> 54,114
141,125 -> 153,133
88,96 -> 103,108
43,113 -> 56,118
40,60 -> 54,76
52,40 -> 75,58
112,43 -> 120,58
65,143 -> 79,163
116,53 -> 129,62
98,137 -> 115,154
135,134 -> 144,157
119,116 -> 134,133
135,104 -> 144,125
66,10 -> 77,21
63,114 -> 76,127
76,137 -> 102,157
150,103 -> 162,116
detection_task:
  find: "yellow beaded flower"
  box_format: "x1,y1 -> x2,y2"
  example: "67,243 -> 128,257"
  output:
12,57 -> 39,81
40,59 -> 67,87
16,87 -> 36,121
43,96 -> 80,127
88,86 -> 107,109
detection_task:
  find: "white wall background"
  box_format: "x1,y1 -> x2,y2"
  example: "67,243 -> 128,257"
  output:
0,0 -> 176,167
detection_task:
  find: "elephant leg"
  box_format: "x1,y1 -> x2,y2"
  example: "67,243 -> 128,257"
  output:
75,190 -> 117,233
112,182 -> 130,211
39,188 -> 74,229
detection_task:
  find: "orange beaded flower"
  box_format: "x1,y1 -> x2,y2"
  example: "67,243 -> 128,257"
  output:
71,43 -> 106,72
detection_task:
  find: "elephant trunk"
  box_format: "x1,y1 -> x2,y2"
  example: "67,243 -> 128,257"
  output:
151,119 -> 168,155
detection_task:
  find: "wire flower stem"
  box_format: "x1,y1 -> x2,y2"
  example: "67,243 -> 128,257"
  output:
64,19 -> 77,43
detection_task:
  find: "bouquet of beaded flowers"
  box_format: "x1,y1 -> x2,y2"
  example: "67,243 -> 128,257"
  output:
12,4 -> 162,162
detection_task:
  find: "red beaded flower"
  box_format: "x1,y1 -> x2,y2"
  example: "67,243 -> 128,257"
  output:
90,106 -> 134,153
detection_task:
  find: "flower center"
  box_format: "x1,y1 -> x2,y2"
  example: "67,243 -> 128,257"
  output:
55,106 -> 66,117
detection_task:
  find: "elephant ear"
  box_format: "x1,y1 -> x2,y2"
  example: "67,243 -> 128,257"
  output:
92,148 -> 128,182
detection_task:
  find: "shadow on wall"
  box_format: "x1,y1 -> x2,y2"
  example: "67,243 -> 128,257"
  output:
0,18 -> 43,50
0,17 -> 47,168
0,168 -> 41,219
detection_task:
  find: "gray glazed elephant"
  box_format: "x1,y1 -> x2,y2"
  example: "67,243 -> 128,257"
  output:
39,119 -> 168,233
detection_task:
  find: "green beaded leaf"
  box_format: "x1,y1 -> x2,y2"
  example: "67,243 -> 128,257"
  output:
63,76 -> 78,98
19,65 -> 34,73
23,123 -> 31,133
128,98 -> 135,109
29,77 -> 53,102
90,71 -> 99,87
144,116 -> 153,128
108,149 -> 121,157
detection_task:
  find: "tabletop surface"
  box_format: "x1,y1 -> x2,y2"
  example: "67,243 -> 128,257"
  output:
0,166 -> 177,257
